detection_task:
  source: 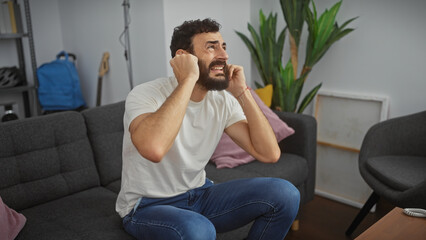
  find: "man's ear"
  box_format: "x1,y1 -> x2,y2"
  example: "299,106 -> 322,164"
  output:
176,49 -> 186,56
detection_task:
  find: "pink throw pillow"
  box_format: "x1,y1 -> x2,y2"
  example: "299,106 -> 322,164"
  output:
0,196 -> 26,240
210,89 -> 295,168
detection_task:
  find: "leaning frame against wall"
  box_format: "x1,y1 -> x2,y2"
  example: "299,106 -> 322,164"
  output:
313,90 -> 389,208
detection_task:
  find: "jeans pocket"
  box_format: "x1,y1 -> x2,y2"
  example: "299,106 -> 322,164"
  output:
123,214 -> 131,226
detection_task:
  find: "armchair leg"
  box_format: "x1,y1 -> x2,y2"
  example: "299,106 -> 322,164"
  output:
291,220 -> 299,231
345,192 -> 380,236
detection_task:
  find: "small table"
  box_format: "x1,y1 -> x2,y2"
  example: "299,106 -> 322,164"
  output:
355,207 -> 426,240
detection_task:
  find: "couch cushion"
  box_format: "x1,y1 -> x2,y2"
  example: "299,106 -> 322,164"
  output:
82,102 -> 125,189
366,155 -> 426,191
0,111 -> 100,210
206,153 -> 308,187
16,187 -> 134,240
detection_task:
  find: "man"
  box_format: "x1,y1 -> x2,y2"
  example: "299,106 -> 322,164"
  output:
116,18 -> 300,240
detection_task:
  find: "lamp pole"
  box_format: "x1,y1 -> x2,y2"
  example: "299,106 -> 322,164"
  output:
122,0 -> 134,89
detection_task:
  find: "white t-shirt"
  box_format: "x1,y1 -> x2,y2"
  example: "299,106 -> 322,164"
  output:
116,77 -> 246,217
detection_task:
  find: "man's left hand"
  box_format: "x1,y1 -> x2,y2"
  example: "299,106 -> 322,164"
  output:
226,64 -> 247,97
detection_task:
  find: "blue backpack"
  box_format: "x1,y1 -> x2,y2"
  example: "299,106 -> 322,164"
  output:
37,51 -> 86,111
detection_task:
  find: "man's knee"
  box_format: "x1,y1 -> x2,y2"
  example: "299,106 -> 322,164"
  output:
179,215 -> 216,240
266,178 -> 300,210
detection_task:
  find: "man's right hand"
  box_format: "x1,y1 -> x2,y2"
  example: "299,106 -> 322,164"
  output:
169,52 -> 199,85
131,52 -> 199,163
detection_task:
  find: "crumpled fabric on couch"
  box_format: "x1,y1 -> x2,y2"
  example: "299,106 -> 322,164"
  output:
210,89 -> 295,168
0,196 -> 26,240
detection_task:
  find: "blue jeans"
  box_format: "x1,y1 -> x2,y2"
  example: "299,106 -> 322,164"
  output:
123,177 -> 300,240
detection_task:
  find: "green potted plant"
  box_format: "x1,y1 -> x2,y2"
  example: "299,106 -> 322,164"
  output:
236,0 -> 357,112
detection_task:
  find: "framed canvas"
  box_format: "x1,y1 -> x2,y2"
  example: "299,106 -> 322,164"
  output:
313,90 -> 389,208
314,90 -> 389,151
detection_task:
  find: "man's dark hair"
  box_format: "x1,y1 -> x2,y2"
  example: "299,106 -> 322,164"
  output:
170,18 -> 221,57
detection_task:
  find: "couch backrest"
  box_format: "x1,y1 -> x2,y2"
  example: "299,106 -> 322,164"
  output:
82,101 -> 124,191
0,111 -> 100,210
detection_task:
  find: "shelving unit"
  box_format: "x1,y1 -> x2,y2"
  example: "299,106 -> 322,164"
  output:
0,0 -> 39,118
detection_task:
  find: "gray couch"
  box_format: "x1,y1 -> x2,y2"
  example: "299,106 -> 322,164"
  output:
0,101 -> 316,240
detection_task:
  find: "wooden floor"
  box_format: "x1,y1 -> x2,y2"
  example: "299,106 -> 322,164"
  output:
285,195 -> 394,240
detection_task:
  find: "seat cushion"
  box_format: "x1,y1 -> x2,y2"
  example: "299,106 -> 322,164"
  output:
206,153 -> 308,187
366,156 -> 426,191
16,187 -> 134,240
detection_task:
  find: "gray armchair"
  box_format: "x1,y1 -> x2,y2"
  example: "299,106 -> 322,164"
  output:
346,110 -> 426,236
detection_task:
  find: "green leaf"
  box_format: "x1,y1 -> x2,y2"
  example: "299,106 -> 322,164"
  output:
338,16 -> 358,31
255,81 -> 264,89
248,24 -> 263,56
314,1 -> 341,52
280,0 -> 309,46
292,78 -> 305,111
312,0 -> 318,23
283,60 -> 294,91
274,74 -> 284,109
332,28 -> 355,43
297,83 -> 322,113
276,60 -> 295,111
277,27 -> 287,62
267,37 -> 275,84
304,0 -> 356,68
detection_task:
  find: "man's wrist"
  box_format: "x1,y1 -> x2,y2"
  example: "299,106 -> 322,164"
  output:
235,86 -> 251,97
236,86 -> 251,107
177,75 -> 198,86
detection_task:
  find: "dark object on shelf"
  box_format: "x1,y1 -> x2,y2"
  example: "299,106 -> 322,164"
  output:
1,104 -> 19,122
0,66 -> 23,88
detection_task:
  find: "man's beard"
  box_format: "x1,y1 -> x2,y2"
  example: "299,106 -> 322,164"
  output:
197,59 -> 229,91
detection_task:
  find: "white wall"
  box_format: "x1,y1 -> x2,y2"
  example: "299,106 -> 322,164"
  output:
56,0 -> 167,106
22,0 -> 250,108
30,0 -> 64,64
2,0 -> 167,108
2,0 -> 426,118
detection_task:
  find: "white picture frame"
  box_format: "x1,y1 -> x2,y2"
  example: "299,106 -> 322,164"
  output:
313,90 -> 389,208
314,90 -> 389,152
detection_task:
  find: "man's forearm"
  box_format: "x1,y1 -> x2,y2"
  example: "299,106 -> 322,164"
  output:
237,89 -> 281,162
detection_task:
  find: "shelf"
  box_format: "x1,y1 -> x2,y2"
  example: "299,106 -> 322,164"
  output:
0,33 -> 28,39
0,0 -> 39,117
0,85 -> 35,94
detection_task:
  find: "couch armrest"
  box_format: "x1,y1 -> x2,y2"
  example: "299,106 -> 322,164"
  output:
273,110 -> 317,202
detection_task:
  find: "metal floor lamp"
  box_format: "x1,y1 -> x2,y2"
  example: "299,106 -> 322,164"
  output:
121,0 -> 134,90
